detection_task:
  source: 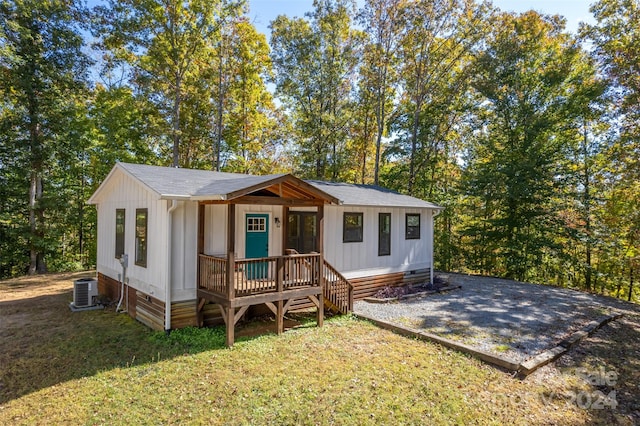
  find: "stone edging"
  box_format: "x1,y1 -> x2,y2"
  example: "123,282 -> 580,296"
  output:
353,312 -> 624,378
363,285 -> 462,304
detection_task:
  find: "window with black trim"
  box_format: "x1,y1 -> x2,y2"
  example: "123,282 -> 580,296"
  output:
405,213 -> 420,240
343,212 -> 363,243
115,209 -> 125,258
378,213 -> 391,256
135,208 -> 148,267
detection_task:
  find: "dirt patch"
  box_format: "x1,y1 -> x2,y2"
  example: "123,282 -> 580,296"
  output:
235,316 -> 304,338
0,271 -> 93,301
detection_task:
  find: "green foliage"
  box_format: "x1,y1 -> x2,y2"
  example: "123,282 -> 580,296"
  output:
150,326 -> 226,353
0,0 -> 92,277
270,0 -> 361,180
0,0 -> 637,301
461,11 -> 596,281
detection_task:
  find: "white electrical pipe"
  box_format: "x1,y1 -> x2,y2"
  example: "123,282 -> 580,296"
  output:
116,254 -> 128,312
165,200 -> 179,333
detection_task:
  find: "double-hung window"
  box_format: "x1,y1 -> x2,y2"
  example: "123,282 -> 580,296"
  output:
343,212 -> 363,243
135,209 -> 148,267
115,209 -> 125,259
378,213 -> 391,256
405,213 -> 420,240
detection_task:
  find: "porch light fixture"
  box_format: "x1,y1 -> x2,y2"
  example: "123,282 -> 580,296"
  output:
274,217 -> 281,228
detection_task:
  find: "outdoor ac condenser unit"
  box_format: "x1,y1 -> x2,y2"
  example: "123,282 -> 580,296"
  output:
73,278 -> 99,307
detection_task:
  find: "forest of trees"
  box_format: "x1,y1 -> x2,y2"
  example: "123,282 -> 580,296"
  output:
0,0 -> 638,302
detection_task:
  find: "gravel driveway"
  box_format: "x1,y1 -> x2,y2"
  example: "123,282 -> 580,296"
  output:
354,273 -> 628,363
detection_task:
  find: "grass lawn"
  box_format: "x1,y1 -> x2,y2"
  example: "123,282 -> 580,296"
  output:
1,272 -> 639,425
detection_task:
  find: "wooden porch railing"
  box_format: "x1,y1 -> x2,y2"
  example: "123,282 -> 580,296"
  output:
198,253 -> 322,297
198,253 -> 353,314
322,260 -> 353,314
199,254 -> 227,294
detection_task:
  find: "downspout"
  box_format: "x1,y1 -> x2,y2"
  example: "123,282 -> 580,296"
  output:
165,200 -> 179,334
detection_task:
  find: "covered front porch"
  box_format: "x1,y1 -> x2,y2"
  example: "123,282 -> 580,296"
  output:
193,175 -> 352,346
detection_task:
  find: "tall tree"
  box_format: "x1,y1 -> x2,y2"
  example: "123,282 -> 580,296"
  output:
94,0 -> 241,167
270,0 -> 361,180
216,18 -> 282,174
0,0 -> 90,275
357,0 -> 403,184
462,11 -> 594,281
584,0 -> 640,299
387,0 -> 490,196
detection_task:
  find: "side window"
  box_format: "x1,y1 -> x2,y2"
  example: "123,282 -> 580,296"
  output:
115,209 -> 125,259
405,213 -> 420,240
378,213 -> 391,256
135,208 -> 148,267
343,212 -> 363,243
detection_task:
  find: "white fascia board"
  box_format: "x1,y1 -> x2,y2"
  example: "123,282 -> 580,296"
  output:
159,194 -> 193,201
189,194 -> 227,201
337,203 -> 439,209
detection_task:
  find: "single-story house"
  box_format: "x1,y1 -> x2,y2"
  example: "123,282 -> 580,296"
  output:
88,162 -> 443,345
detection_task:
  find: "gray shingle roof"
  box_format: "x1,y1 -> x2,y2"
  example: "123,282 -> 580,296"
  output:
91,162 -> 441,210
118,163 -> 285,199
306,180 -> 442,209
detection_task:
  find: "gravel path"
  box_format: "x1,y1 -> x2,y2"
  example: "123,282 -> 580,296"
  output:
354,273 -> 628,363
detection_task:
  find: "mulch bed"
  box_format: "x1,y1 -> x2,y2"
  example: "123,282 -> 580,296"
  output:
372,275 -> 448,299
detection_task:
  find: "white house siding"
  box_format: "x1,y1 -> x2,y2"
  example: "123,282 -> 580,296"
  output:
203,204 -> 284,259
321,205 -> 434,280
170,201 -> 198,302
203,204 -> 227,256
95,170 -> 169,301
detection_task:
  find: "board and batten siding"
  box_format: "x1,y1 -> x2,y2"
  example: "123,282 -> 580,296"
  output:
95,171 -> 169,301
170,200 -> 199,302
203,204 -> 284,259
322,206 -> 434,279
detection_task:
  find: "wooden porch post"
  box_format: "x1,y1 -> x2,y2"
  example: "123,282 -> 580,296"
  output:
197,202 -> 205,255
226,307 -> 235,347
225,203 -> 237,347
227,204 -> 236,301
317,203 -> 324,327
276,256 -> 284,334
282,206 -> 289,255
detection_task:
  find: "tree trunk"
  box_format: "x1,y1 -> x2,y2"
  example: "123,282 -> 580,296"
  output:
28,88 -> 46,274
582,120 -> 592,291
408,104 -> 420,196
374,82 -> 385,186
361,112 -> 369,184
629,264 -> 635,302
172,73 -> 182,168
215,61 -> 224,171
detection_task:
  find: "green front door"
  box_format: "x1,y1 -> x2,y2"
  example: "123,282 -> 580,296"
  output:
245,214 -> 269,279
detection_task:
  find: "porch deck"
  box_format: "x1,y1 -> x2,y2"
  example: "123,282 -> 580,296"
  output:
197,253 -> 353,346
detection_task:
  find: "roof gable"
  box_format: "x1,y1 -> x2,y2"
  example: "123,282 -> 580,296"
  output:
88,163 -> 339,204
88,163 -> 442,210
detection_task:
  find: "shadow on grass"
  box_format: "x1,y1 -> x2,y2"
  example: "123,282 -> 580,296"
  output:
555,312 -> 640,424
0,287 -> 316,404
